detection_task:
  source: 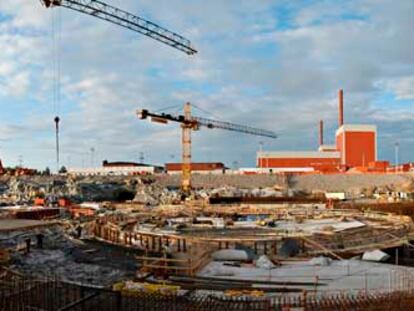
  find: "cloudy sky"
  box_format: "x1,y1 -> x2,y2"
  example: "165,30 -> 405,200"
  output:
0,0 -> 413,170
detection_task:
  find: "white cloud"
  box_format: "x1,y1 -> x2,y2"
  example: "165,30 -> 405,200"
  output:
383,76 -> 414,100
1,71 -> 30,97
0,62 -> 15,75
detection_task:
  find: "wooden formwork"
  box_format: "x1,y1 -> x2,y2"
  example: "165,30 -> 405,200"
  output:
136,246 -> 212,277
89,206 -> 414,268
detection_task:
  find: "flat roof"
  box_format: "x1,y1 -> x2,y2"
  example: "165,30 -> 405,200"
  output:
102,161 -> 163,168
318,144 -> 337,151
0,219 -> 57,233
336,124 -> 377,136
257,151 -> 340,159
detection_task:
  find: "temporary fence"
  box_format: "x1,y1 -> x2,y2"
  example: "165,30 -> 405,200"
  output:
3,272 -> 414,311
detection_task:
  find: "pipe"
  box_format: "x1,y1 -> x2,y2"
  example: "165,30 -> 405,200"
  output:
338,89 -> 344,127
319,120 -> 324,146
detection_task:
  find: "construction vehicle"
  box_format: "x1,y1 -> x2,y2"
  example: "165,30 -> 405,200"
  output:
137,103 -> 277,194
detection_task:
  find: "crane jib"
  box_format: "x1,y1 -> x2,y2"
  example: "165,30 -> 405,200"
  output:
40,0 -> 197,55
137,108 -> 277,139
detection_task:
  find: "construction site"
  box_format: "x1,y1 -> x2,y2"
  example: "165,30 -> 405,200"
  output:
1,1 -> 414,310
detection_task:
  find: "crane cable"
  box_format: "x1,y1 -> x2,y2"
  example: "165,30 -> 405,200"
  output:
191,103 -> 223,121
154,104 -> 182,113
51,7 -> 62,173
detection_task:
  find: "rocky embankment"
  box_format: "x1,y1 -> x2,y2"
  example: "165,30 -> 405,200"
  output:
1,173 -> 414,206
0,175 -> 176,206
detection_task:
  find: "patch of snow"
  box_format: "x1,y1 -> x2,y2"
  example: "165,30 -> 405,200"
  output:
362,249 -> 390,262
308,256 -> 332,266
255,255 -> 275,269
211,249 -> 249,261
198,259 -> 414,293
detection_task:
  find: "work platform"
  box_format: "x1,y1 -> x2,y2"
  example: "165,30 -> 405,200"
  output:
0,219 -> 57,233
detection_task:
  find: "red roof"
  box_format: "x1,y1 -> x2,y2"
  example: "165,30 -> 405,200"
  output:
166,162 -> 225,171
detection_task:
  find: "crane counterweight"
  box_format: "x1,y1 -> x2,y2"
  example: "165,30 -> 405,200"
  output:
137,109 -> 148,120
41,0 -> 61,8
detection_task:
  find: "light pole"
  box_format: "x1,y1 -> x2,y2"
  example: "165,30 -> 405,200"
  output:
139,152 -> 144,163
67,155 -> 71,168
81,153 -> 86,168
395,142 -> 399,172
232,160 -> 239,171
90,147 -> 95,167
259,141 -> 264,170
18,155 -> 23,168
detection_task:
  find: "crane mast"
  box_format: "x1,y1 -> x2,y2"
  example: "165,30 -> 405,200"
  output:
40,0 -> 197,55
181,103 -> 193,193
138,103 -> 277,194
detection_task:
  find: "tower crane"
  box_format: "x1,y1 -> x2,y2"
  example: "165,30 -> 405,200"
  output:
137,103 -> 277,193
40,0 -> 197,55
39,0 -> 197,172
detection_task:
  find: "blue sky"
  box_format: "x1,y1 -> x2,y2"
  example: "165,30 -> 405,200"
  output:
0,0 -> 414,170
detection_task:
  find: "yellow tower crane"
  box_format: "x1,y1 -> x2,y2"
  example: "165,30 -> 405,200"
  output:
137,103 -> 277,194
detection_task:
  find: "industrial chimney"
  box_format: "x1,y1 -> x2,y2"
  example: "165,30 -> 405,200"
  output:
319,120 -> 324,146
338,89 -> 344,127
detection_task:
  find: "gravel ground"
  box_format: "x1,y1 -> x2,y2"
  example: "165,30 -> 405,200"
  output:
156,174 -> 286,189
156,173 -> 414,193
292,173 -> 414,192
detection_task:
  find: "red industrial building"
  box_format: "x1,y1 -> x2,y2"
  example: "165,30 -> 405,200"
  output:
0,160 -> 36,176
336,124 -> 376,168
257,151 -> 340,173
102,160 -> 164,172
257,89 -> 384,173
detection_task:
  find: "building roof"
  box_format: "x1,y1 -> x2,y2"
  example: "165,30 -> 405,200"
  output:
336,124 -> 377,136
318,144 -> 337,151
257,151 -> 340,159
102,160 -> 163,169
166,162 -> 226,171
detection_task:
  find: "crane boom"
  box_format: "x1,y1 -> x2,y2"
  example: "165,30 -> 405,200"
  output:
193,116 -> 277,138
138,109 -> 277,138
41,0 -> 197,55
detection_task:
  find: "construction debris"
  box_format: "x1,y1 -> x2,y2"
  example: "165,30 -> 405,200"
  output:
2,174 -> 414,308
